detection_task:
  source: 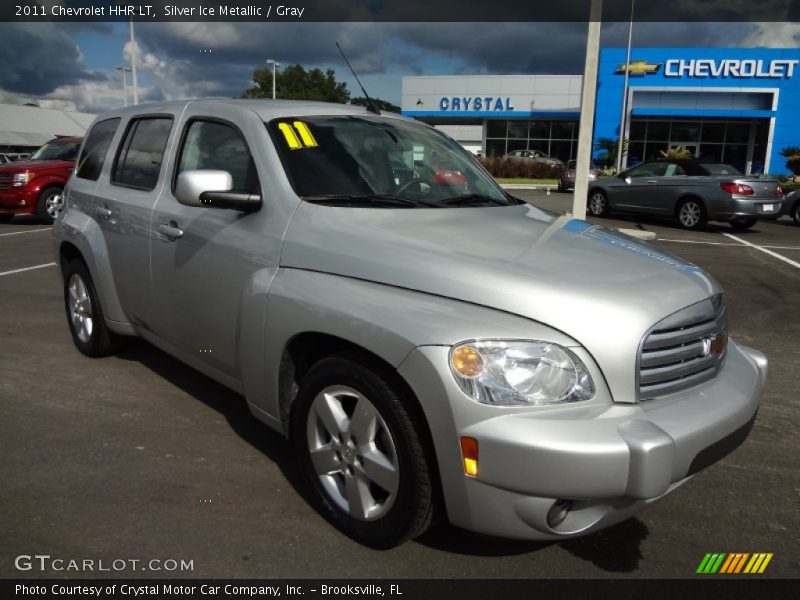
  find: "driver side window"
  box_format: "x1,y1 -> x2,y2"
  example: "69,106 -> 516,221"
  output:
627,162 -> 668,178
176,119 -> 259,194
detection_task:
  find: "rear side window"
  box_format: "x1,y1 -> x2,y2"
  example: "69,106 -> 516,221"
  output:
175,119 -> 259,193
76,118 -> 120,181
112,117 -> 173,191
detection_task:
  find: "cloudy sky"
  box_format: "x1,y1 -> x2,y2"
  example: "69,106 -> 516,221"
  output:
0,20 -> 797,114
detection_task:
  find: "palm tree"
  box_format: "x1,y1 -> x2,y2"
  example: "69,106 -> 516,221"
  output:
659,146 -> 693,160
594,137 -> 626,168
780,146 -> 800,178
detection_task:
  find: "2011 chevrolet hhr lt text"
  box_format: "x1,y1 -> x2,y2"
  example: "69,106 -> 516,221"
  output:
53,100 -> 767,548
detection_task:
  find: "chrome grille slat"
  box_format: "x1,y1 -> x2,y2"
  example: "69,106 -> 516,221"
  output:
638,295 -> 727,400
642,313 -> 726,350
640,340 -> 706,367
639,353 -> 718,384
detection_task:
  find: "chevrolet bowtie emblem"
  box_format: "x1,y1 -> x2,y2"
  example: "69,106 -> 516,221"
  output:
616,61 -> 661,76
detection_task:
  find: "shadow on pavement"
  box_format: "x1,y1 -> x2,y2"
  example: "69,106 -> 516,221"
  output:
560,518 -> 650,572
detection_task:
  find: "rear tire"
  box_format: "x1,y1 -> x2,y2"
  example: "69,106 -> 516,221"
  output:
63,259 -> 120,357
676,198 -> 708,230
729,217 -> 757,231
588,189 -> 609,217
36,186 -> 62,224
291,355 -> 436,548
792,201 -> 800,226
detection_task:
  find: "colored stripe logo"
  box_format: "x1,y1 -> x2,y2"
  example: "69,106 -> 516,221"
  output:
696,553 -> 773,574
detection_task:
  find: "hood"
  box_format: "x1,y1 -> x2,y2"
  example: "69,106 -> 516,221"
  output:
281,202 -> 720,402
0,159 -> 73,173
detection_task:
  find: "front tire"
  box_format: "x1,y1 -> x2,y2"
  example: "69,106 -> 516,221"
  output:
36,187 -> 62,224
676,198 -> 708,230
63,259 -> 119,357
0,214 -> 13,223
291,355 -> 436,548
588,189 -> 609,217
729,217 -> 757,231
792,201 -> 800,226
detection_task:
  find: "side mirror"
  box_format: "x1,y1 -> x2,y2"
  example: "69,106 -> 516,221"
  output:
175,169 -> 261,212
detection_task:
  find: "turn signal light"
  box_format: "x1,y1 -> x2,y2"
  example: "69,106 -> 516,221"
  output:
460,437 -> 479,477
720,182 -> 754,196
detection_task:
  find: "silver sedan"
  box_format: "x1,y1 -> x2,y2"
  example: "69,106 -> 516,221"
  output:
587,160 -> 784,230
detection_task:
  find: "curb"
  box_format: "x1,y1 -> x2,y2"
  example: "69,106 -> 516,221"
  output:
618,228 -> 657,241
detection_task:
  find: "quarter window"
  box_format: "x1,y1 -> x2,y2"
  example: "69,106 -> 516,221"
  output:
76,118 -> 120,181
112,117 -> 173,191
176,120 -> 259,193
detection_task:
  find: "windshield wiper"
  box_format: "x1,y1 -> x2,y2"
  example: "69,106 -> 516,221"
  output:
437,193 -> 508,207
303,194 -> 438,208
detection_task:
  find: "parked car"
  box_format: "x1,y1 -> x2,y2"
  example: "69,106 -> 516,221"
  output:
588,160 -> 784,230
504,149 -> 563,169
780,189 -> 800,225
0,137 -> 82,223
558,159 -> 597,192
54,100 -> 765,548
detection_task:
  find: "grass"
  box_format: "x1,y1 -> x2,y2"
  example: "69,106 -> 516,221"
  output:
495,178 -> 559,186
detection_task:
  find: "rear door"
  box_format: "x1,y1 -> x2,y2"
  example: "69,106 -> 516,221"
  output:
67,117 -> 122,224
94,111 -> 179,323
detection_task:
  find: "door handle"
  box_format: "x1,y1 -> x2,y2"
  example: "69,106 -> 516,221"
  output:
159,222 -> 184,239
96,206 -> 112,217
646,180 -> 658,184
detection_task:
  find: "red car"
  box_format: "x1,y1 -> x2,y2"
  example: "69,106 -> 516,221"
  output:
432,162 -> 468,190
0,136 -> 82,223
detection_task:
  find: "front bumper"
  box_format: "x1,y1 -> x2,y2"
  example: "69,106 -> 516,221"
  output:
398,341 -> 765,540
0,186 -> 37,215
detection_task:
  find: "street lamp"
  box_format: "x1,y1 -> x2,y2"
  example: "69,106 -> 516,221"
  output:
115,65 -> 132,106
266,59 -> 281,100
615,0 -> 636,172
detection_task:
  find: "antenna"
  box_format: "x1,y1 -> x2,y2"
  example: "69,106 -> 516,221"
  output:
336,42 -> 381,115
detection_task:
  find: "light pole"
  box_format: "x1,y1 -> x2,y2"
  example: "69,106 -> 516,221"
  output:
572,0 -> 603,220
129,19 -> 139,105
266,59 -> 280,100
115,65 -> 131,106
615,0 -> 635,172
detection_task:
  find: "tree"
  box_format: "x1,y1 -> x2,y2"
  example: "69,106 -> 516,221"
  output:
243,64 -> 350,103
350,96 -> 401,113
594,136 -> 627,167
780,146 -> 800,178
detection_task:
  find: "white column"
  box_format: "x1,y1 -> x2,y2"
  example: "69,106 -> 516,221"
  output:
572,0 -> 603,219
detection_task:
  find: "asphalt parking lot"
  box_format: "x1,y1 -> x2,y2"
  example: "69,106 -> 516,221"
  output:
1,191 -> 798,579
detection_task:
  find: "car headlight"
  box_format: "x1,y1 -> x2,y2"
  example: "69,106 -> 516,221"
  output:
449,340 -> 595,406
12,171 -> 33,186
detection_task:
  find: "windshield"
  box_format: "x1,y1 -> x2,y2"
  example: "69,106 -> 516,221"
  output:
700,163 -> 742,176
268,116 -> 514,207
30,140 -> 80,161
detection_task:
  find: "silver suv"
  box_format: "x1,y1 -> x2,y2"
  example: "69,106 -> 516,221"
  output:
54,100 -> 766,548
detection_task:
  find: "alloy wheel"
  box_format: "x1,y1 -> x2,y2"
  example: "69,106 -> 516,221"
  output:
68,273 -> 94,343
679,201 -> 701,228
589,193 -> 606,215
45,191 -> 62,219
306,385 -> 400,521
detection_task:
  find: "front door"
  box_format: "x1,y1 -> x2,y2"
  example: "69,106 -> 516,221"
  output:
147,106 -> 281,381
612,161 -> 668,211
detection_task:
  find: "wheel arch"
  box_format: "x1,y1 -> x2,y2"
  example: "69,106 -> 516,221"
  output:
674,193 -> 706,216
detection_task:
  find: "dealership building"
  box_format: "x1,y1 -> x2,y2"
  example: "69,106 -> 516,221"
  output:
401,48 -> 800,174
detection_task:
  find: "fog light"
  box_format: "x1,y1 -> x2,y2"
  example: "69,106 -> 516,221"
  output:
547,499 -> 572,528
460,436 -> 479,477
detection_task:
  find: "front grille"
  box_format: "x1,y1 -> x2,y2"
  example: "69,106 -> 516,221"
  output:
0,174 -> 10,190
638,294 -> 727,400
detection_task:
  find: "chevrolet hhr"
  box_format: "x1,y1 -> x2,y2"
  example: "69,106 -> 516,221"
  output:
53,100 -> 766,548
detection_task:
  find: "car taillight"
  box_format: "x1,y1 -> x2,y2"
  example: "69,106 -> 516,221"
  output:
776,186 -> 783,197
720,182 -> 754,196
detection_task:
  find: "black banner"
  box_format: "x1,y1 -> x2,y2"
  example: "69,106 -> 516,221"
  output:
2,579 -> 798,600
1,0 -> 800,23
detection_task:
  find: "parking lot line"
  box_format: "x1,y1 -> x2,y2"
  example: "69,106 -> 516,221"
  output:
0,227 -> 51,238
659,238 -> 800,251
723,233 -> 800,270
0,262 -> 56,277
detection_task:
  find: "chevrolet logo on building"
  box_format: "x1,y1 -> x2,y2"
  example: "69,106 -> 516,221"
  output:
616,61 -> 662,76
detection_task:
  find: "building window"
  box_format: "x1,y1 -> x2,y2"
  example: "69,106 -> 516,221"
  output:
484,119 -> 578,160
